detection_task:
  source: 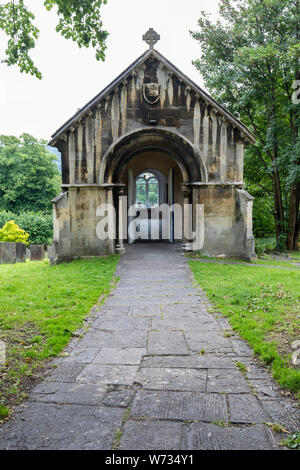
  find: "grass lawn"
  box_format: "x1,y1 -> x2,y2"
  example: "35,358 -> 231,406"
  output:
187,252 -> 300,268
0,256 -> 119,420
189,260 -> 300,399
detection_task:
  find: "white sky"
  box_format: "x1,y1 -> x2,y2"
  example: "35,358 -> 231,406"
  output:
0,0 -> 220,141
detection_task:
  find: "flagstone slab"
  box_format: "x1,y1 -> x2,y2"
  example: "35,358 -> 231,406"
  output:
119,421 -> 183,450
228,394 -> 270,423
231,339 -> 254,356
107,297 -> 201,306
182,423 -> 275,450
147,331 -> 188,355
134,367 -> 207,391
78,329 -> 148,348
45,363 -> 85,383
151,317 -> 218,331
130,305 -> 162,317
244,364 -> 273,380
261,400 -> 300,432
184,330 -> 234,353
207,369 -> 250,393
76,364 -> 139,386
92,317 -> 149,330
29,382 -> 106,406
0,402 -> 124,450
131,390 -> 228,422
98,306 -> 131,319
140,354 -> 237,369
58,348 -> 99,363
248,379 -> 281,399
102,388 -> 135,408
162,304 -> 209,316
93,348 -> 147,365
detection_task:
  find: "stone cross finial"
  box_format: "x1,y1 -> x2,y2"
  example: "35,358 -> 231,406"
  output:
143,28 -> 160,49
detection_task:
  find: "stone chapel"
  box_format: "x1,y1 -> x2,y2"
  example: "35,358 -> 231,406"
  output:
48,29 -> 256,264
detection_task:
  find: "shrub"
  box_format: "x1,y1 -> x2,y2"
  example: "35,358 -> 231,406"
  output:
255,237 -> 276,256
252,197 -> 275,238
14,212 -> 53,245
0,221 -> 29,245
0,211 -> 53,245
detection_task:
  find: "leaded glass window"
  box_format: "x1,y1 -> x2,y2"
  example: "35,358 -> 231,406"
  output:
135,173 -> 159,207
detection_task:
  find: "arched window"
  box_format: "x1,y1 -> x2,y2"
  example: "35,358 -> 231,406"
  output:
136,172 -> 159,207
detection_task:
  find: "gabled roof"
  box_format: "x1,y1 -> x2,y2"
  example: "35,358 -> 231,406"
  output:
49,48 -> 256,145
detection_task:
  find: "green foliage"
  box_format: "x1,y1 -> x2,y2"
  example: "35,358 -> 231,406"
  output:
0,405 -> 9,419
13,212 -> 53,245
277,233 -> 287,253
0,0 -> 41,78
235,361 -> 247,374
191,0 -> 300,249
0,134 -> 61,213
190,260 -> 300,396
282,431 -> 300,449
255,237 -> 276,256
0,211 -> 53,245
0,220 -> 29,245
0,0 -> 108,78
0,256 -> 119,412
252,198 -> 275,238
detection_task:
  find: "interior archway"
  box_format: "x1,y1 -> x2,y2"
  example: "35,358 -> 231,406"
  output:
122,152 -> 182,243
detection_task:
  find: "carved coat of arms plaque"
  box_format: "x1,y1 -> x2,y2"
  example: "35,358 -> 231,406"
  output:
143,83 -> 160,104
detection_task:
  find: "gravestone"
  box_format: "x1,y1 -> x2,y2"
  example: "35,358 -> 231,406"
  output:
0,242 -> 16,264
47,244 -> 57,266
16,242 -> 26,263
30,245 -> 45,261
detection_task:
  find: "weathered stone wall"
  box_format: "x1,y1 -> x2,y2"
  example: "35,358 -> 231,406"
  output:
51,188 -> 115,261
192,185 -> 256,259
55,57 -> 245,187
193,185 -> 237,256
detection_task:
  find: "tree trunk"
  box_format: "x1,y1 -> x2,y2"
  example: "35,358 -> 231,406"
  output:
272,169 -> 285,246
286,1 -> 300,250
286,181 -> 300,250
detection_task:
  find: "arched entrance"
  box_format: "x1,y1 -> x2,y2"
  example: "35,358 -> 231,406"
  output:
99,127 -> 204,250
120,150 -> 183,244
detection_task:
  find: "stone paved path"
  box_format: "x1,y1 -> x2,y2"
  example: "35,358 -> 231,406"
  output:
0,243 -> 299,450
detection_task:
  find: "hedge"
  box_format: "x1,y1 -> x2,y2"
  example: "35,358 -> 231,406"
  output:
0,211 -> 53,245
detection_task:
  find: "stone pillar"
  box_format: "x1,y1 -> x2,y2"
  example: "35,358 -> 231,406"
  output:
236,189 -> 257,261
115,187 -> 126,253
182,186 -> 193,252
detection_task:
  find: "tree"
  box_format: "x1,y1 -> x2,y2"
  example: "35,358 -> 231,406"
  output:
0,0 -> 108,79
191,0 -> 300,250
0,133 -> 61,212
